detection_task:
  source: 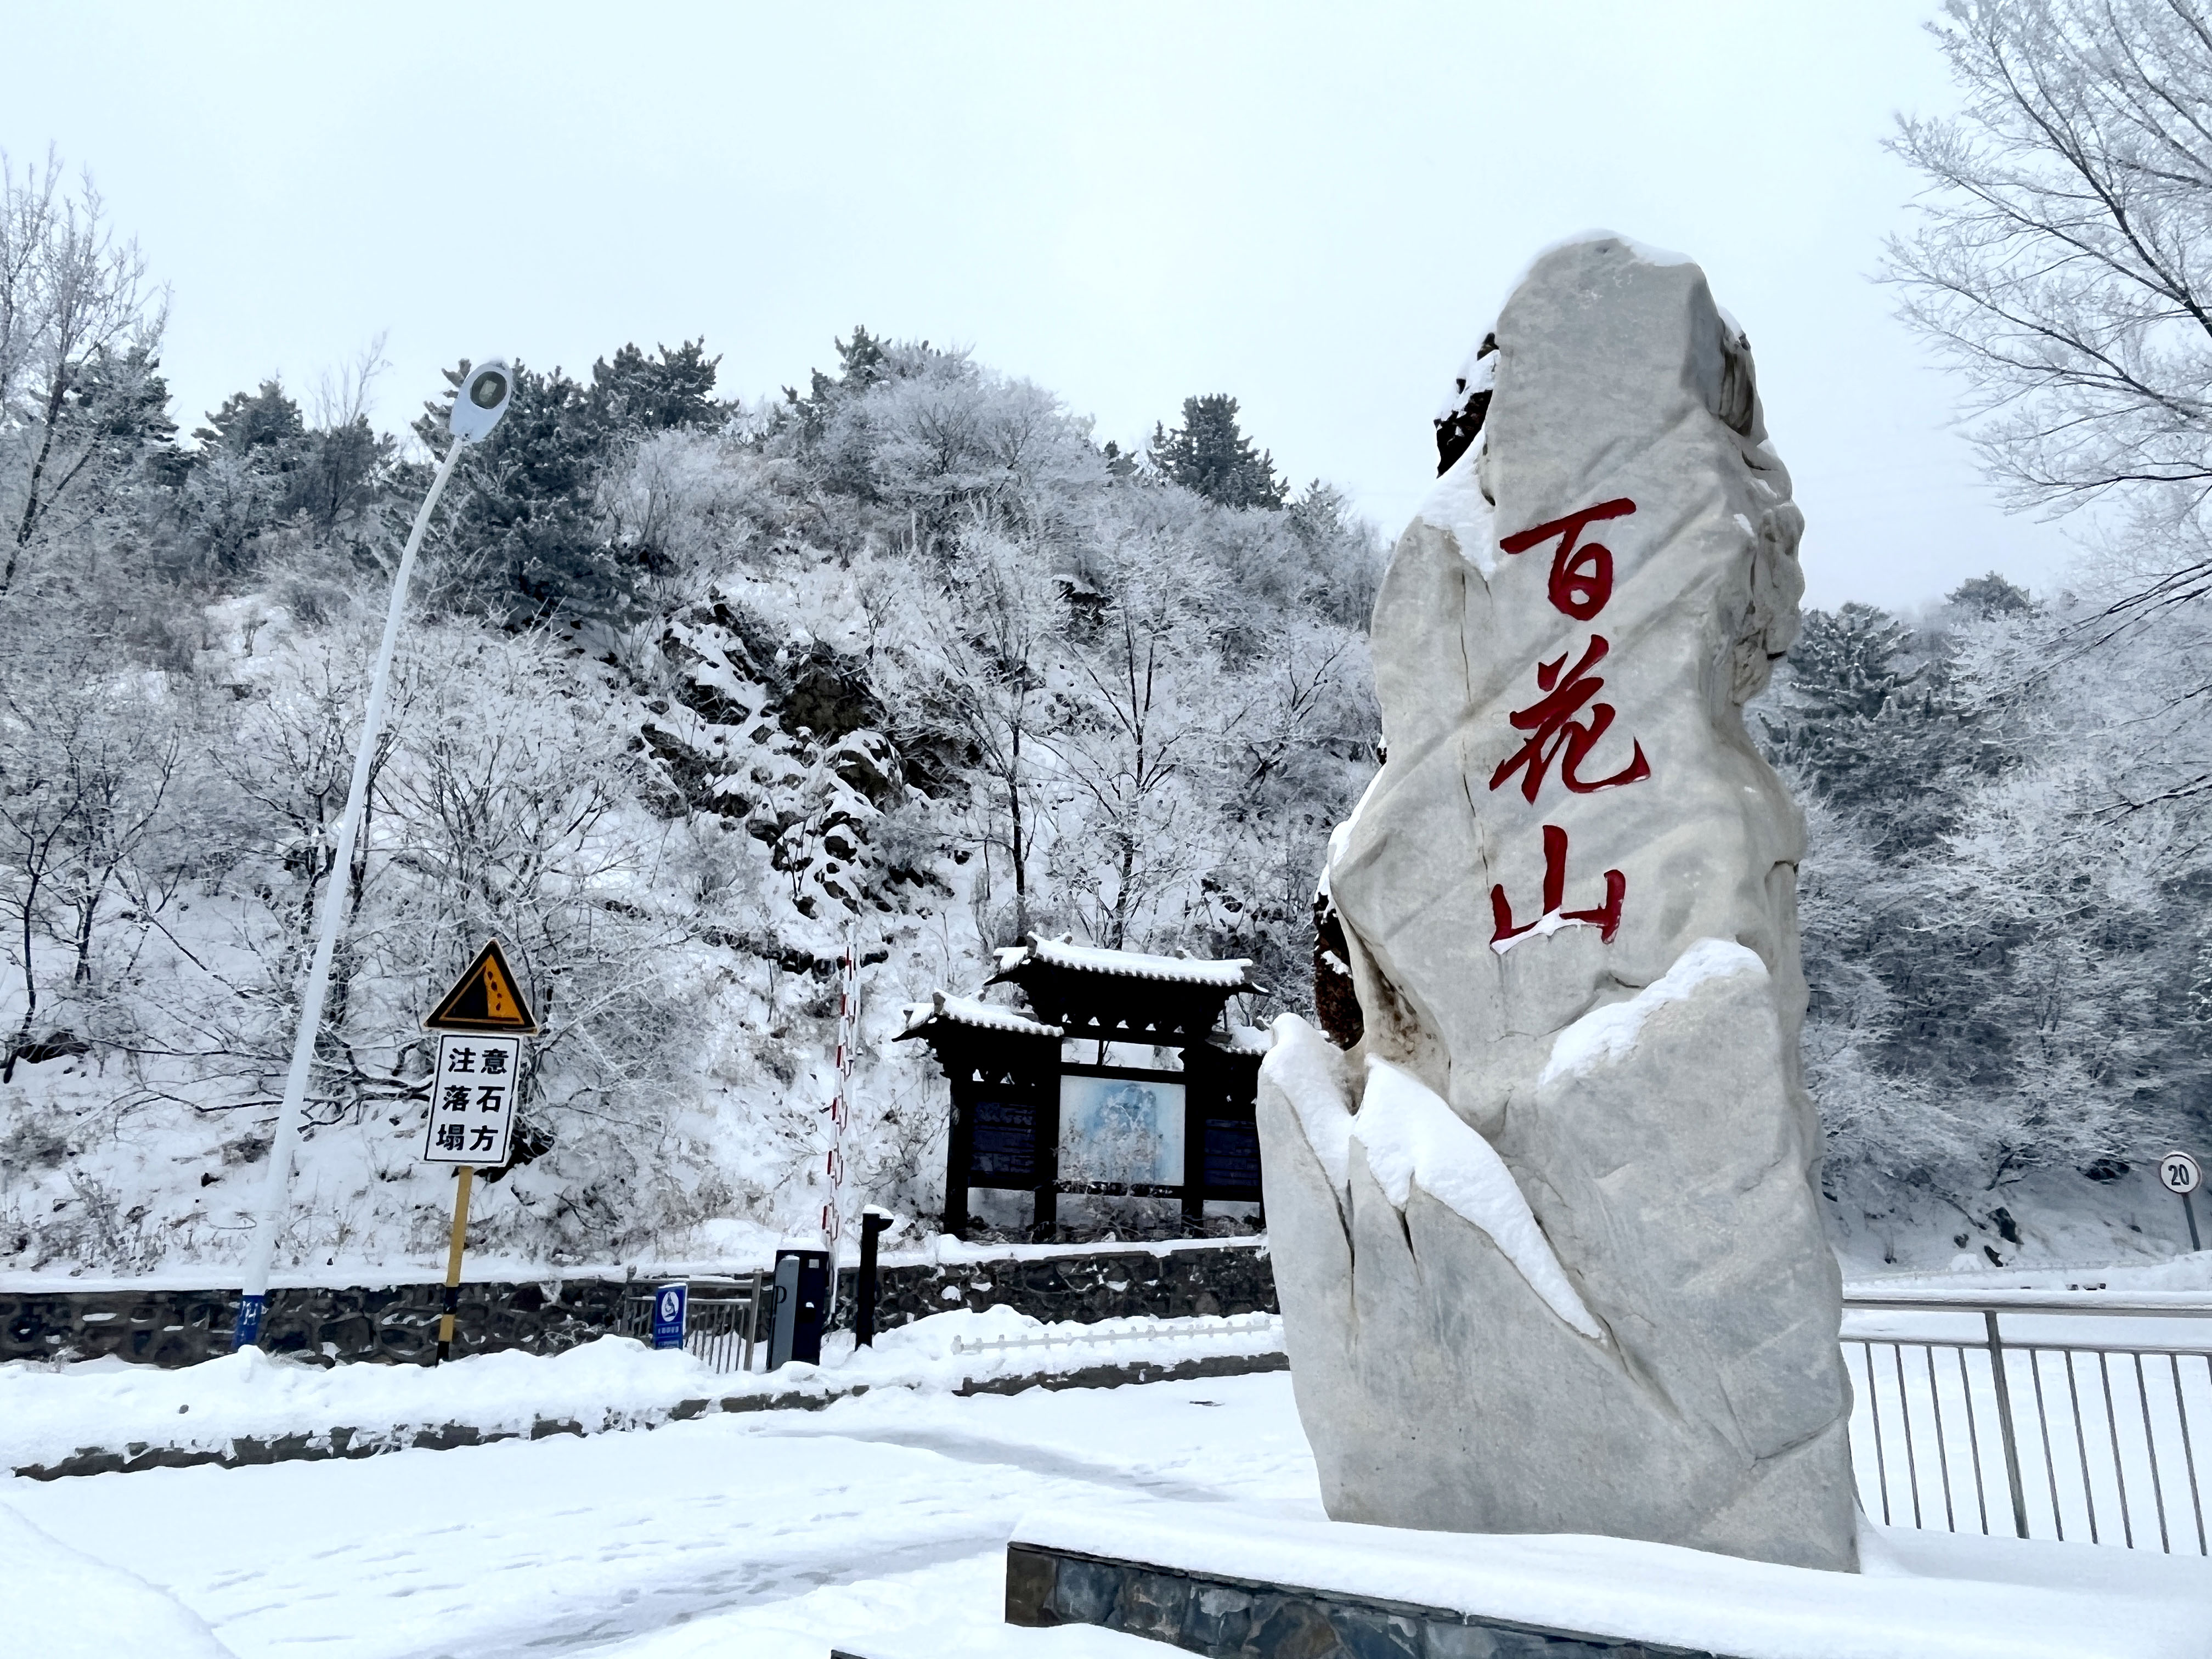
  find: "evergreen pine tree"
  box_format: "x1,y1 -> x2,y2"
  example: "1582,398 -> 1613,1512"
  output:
586,339 -> 722,433
1764,604 -> 1925,803
415,342 -> 723,621
1149,394 -> 1287,509
1946,572 -> 2033,619
781,326 -> 898,444
196,381 -> 306,455
416,358 -> 608,620
1761,603 -> 2001,853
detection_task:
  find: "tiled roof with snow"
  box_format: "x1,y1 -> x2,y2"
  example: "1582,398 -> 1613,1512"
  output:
992,938 -> 1257,990
898,991 -> 1063,1040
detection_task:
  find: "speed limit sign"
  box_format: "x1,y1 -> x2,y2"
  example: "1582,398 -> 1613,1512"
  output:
2162,1152 -> 2202,1196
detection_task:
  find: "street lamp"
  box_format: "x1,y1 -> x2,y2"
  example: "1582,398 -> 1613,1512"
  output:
232,361 -> 514,1352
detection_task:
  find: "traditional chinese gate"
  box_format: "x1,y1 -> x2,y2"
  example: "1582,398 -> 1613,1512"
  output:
899,938 -> 1269,1239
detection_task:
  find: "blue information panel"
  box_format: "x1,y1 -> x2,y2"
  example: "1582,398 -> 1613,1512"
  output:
972,1099 -> 1041,1181
651,1282 -> 688,1350
1203,1116 -> 1263,1197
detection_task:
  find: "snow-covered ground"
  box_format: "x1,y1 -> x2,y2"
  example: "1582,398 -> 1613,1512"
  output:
9,1358 -> 2212,1659
4,1366 -> 1314,1658
0,1308 -> 1284,1475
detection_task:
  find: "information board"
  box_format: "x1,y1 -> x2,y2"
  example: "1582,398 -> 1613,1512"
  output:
1201,1115 -> 1263,1197
971,1098 -> 1044,1182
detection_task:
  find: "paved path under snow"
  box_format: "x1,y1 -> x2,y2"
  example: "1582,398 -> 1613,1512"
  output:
3,1372 -> 1322,1658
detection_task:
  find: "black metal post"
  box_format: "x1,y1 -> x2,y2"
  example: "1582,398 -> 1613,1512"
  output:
1182,1052 -> 1209,1233
1033,1075 -> 1062,1242
2188,1190 -> 2203,1253
856,1207 -> 891,1347
944,1085 -> 972,1241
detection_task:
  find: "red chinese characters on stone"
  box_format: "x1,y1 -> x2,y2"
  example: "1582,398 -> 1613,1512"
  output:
1487,635 -> 1652,804
1498,496 -> 1635,621
1488,497 -> 1649,952
1488,825 -> 1624,954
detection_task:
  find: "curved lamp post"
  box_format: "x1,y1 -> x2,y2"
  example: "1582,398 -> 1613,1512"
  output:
232,362 -> 514,1351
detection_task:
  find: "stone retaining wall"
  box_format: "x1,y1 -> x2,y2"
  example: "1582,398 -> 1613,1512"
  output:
1,1242 -> 1276,1368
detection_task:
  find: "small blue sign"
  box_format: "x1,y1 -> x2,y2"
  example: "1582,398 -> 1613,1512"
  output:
651,1283 -> 688,1350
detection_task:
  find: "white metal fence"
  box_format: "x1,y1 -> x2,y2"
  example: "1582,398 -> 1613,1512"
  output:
607,1275 -> 2212,1556
618,1274 -> 771,1373
947,1312 -> 1283,1357
1843,1291 -> 2212,1554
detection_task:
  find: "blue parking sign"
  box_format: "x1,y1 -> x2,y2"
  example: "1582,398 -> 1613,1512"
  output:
651,1283 -> 688,1350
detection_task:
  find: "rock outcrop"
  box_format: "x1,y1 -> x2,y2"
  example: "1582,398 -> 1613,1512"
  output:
1259,235 -> 1857,1572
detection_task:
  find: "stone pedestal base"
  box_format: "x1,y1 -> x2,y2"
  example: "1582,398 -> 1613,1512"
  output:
1003,1501 -> 2212,1659
1007,1538 -> 1716,1658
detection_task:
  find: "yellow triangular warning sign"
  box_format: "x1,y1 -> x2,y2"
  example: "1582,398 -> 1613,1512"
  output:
425,940 -> 539,1034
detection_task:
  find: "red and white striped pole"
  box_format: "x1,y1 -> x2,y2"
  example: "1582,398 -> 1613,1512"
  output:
818,927 -> 859,1334
821,927 -> 859,1249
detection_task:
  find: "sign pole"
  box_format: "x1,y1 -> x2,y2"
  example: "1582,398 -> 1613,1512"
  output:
416,945 -> 537,1364
2160,1150 -> 2203,1252
435,1166 -> 475,1364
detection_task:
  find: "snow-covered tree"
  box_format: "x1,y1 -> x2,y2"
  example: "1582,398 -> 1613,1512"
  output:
1887,0 -> 2212,622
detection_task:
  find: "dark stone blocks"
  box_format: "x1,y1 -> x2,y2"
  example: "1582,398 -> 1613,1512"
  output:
1004,1543 -> 1735,1659
0,1241 -> 1277,1370
862,1242 -> 1278,1334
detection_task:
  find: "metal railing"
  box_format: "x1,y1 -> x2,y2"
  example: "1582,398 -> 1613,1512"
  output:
1842,1290 -> 2212,1553
618,1273 -> 771,1374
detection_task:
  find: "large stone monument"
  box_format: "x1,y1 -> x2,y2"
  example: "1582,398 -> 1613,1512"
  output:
1257,234 -> 1859,1572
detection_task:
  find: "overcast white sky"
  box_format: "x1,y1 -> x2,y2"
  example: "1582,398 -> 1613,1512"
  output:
4,1 -> 2083,610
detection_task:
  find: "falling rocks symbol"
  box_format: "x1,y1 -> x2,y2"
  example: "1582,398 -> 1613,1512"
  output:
425,940 -> 539,1034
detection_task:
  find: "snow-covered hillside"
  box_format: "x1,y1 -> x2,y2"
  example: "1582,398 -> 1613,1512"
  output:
0,334 -> 1379,1280
1,298 -> 2206,1289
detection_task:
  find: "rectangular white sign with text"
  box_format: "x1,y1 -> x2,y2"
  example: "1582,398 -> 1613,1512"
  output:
420,1032 -> 522,1165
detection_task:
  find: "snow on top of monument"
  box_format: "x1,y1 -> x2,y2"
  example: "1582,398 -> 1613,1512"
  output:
992,938 -> 1254,988
1539,938 -> 1767,1087
898,992 -> 1062,1040
1413,231 -> 1719,585
1510,227 -> 1696,289
1483,229 -> 1701,340
1432,337 -> 1497,422
1355,1058 -> 1605,1341
1414,434 -> 1500,577
1012,1500 -> 2212,1659
1260,1014 -> 1355,1189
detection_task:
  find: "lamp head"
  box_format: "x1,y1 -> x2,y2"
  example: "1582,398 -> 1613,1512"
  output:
449,359 -> 514,444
